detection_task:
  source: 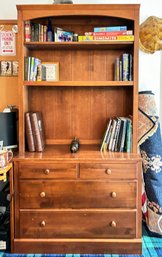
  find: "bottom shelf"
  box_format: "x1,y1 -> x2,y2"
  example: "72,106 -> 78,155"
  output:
14,144 -> 140,161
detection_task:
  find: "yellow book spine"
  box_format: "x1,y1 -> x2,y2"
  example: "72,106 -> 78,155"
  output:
116,35 -> 134,41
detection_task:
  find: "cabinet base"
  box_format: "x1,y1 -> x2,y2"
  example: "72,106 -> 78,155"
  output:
12,239 -> 142,254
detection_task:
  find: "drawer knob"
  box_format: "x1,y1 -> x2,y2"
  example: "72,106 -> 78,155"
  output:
110,221 -> 116,227
40,192 -> 46,198
44,169 -> 50,175
111,192 -> 117,198
40,220 -> 46,227
105,169 -> 111,175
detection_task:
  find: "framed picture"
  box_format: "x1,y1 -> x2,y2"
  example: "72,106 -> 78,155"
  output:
12,61 -> 19,76
0,61 -> 12,76
41,62 -> 59,81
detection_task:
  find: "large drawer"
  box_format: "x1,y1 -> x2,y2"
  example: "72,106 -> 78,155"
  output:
18,162 -> 77,179
19,180 -> 136,208
19,210 -> 136,239
80,163 -> 137,179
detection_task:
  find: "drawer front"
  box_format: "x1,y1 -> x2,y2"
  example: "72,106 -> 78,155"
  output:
80,163 -> 137,179
19,210 -> 136,239
19,181 -> 136,209
19,162 -> 77,179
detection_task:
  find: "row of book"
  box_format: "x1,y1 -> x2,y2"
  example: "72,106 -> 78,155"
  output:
25,111 -> 45,152
25,22 -> 134,43
25,20 -> 74,42
24,57 -> 59,81
100,117 -> 132,153
24,57 -> 41,81
114,53 -> 133,81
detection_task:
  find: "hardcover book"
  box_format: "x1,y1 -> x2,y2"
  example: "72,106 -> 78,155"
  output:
30,112 -> 45,152
25,112 -> 35,152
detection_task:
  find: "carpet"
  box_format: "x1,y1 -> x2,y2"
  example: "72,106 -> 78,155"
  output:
0,224 -> 162,257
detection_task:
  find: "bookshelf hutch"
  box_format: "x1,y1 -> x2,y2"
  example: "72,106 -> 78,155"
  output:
12,4 -> 142,254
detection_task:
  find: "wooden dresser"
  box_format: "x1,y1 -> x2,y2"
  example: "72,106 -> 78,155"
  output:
11,4 -> 142,254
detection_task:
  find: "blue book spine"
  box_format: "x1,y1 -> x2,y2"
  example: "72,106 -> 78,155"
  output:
94,26 -> 127,32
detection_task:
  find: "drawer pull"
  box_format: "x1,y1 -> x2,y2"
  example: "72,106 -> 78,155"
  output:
40,220 -> 46,227
44,169 -> 50,175
40,192 -> 46,198
105,169 -> 112,175
111,192 -> 117,198
110,221 -> 116,227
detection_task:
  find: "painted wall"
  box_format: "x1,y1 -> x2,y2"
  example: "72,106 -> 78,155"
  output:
0,0 -> 162,121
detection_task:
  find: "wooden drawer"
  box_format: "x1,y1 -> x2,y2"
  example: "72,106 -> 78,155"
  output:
19,180 -> 136,208
18,162 -> 77,179
19,210 -> 136,239
80,163 -> 137,179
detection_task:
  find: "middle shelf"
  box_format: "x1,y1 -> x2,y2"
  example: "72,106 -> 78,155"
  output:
23,81 -> 134,87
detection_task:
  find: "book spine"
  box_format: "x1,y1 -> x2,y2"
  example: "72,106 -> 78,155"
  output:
24,57 -> 28,81
34,24 -> 39,42
122,53 -> 129,81
114,57 -> 120,81
25,112 -> 35,152
24,20 -> 31,42
31,23 -> 35,42
30,113 -> 44,152
116,35 -> 134,41
30,57 -> 35,81
78,35 -> 93,41
94,26 -> 127,32
88,30 -> 133,36
43,25 -> 47,42
129,54 -> 133,81
93,35 -> 134,41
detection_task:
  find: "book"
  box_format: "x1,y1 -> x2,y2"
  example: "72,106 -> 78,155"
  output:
93,35 -> 134,41
94,26 -> 127,32
87,30 -> 133,36
100,119 -> 112,151
24,20 -> 31,42
30,112 -> 45,152
125,118 -> 132,153
78,35 -> 93,41
25,112 -> 35,152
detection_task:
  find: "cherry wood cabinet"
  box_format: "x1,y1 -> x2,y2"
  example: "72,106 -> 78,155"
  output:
11,4 -> 142,254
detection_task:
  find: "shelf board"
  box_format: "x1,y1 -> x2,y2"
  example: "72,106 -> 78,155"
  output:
23,81 -> 133,87
24,41 -> 133,50
14,144 -> 140,161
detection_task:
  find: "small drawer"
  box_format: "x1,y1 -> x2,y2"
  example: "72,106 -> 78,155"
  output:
19,162 -> 77,179
19,180 -> 136,209
80,163 -> 137,180
19,210 -> 136,239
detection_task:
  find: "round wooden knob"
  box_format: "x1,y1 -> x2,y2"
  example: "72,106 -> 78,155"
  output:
110,221 -> 116,227
44,169 -> 50,175
40,192 -> 46,198
105,169 -> 111,175
40,220 -> 46,227
111,192 -> 117,198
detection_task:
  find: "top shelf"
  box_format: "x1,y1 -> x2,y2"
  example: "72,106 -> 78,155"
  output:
24,41 -> 134,50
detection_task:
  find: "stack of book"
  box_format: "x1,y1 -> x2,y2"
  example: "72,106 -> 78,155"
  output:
100,117 -> 132,153
78,26 -> 134,42
25,111 -> 45,152
114,53 -> 133,81
24,56 -> 41,81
